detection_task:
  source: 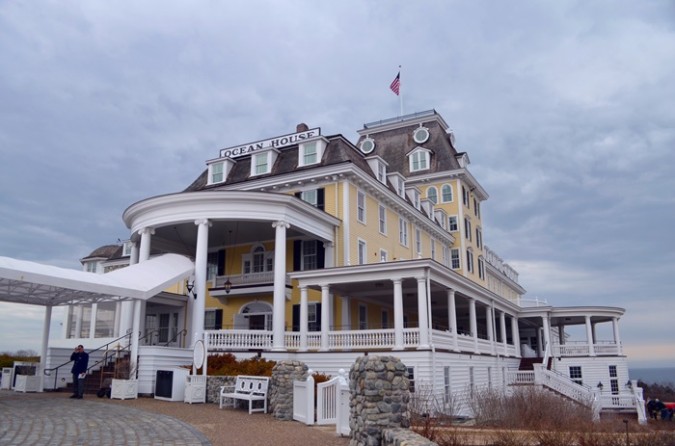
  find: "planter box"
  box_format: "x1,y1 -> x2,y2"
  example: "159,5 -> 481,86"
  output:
110,379 -> 138,400
14,375 -> 41,393
184,375 -> 207,404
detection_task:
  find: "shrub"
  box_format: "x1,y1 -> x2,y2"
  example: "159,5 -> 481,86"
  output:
206,353 -> 276,376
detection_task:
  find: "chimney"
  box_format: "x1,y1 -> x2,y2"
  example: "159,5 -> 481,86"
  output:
296,123 -> 309,132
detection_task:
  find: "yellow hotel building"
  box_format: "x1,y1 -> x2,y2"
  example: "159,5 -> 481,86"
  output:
57,109 -> 641,418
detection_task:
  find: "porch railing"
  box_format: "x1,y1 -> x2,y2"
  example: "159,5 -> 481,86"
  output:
212,272 -> 290,288
552,341 -> 621,357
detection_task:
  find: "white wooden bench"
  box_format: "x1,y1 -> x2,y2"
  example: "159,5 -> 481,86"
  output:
219,375 -> 270,414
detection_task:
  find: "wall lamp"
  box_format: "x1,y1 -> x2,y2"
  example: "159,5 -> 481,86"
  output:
223,278 -> 232,294
185,279 -> 197,300
597,382 -> 604,391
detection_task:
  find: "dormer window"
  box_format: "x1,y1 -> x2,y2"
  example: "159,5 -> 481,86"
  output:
377,162 -> 387,183
251,149 -> 279,176
207,158 -> 235,185
298,138 -> 327,167
409,148 -> 430,172
254,152 -> 269,175
211,162 -> 224,183
301,141 -> 317,165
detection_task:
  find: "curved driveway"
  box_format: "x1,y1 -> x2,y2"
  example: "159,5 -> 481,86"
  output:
0,391 -> 209,446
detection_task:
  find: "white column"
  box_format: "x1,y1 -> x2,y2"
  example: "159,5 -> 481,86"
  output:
500,311 -> 507,355
416,277 -> 429,349
542,315 -> 551,355
342,181 -> 351,265
272,221 -> 290,351
447,289 -> 458,351
323,242 -> 334,268
131,227 -> 153,373
585,315 -> 596,356
89,303 -> 98,340
486,305 -> 494,354
299,286 -> 308,351
341,296 -> 350,330
119,242 -> 139,337
191,219 -> 210,348
74,305 -> 83,338
392,279 -> 404,350
469,298 -> 478,353
512,316 -> 520,357
320,285 -> 330,351
39,305 -> 52,392
612,317 -> 622,355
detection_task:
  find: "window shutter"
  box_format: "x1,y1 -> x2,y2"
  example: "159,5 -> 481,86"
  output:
217,250 -> 226,276
292,304 -> 300,332
317,188 -> 325,210
215,309 -> 223,330
315,303 -> 322,332
293,240 -> 302,271
317,241 -> 325,269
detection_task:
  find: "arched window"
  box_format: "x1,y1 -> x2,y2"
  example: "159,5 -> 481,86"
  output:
441,184 -> 453,202
427,187 -> 438,204
243,244 -> 273,274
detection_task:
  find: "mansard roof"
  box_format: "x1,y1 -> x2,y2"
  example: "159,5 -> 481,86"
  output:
184,134 -> 374,192
81,244 -> 121,262
356,118 -> 462,178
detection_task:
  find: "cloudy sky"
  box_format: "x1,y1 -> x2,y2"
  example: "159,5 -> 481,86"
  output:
1,1 -> 673,367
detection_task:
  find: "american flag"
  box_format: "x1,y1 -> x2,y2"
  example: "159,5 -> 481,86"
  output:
389,72 -> 400,96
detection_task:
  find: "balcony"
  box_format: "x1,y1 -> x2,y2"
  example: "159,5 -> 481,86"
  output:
209,272 -> 291,298
552,341 -> 622,357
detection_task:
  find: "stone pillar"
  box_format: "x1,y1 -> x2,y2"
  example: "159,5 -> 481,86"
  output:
269,360 -> 309,421
349,355 -> 410,446
392,279 -> 404,350
272,220 -> 290,351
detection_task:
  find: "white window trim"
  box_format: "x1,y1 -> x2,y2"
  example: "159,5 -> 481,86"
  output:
379,249 -> 388,262
441,184 -> 453,203
357,238 -> 367,265
357,189 -> 366,224
427,186 -> 438,204
409,148 -> 431,172
299,140 -> 320,167
398,217 -> 409,247
378,204 -> 387,235
448,215 -> 458,232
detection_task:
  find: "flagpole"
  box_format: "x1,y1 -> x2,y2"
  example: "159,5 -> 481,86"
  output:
399,65 -> 403,116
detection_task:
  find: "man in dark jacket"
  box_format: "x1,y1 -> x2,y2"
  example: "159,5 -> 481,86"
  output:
70,345 -> 89,399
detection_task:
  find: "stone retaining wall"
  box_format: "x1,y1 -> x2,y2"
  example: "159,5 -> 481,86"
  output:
205,375 -> 237,404
382,428 -> 438,446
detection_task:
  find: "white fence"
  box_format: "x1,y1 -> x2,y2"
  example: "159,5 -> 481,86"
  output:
293,369 -> 351,435
292,373 -> 314,425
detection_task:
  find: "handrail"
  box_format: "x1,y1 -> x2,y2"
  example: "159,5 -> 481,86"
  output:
162,329 -> 187,347
43,332 -> 133,391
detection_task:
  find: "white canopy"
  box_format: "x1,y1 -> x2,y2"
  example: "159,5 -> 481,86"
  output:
0,254 -> 194,306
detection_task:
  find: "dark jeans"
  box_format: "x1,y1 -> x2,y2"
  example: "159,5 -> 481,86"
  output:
72,373 -> 85,397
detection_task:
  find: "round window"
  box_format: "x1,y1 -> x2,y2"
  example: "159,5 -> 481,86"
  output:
360,138 -> 376,154
413,127 -> 430,144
